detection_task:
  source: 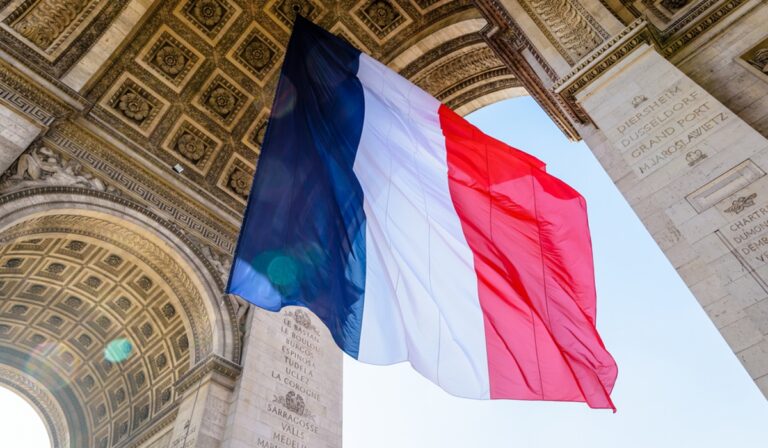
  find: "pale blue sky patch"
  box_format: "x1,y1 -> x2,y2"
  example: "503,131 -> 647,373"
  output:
343,96 -> 768,448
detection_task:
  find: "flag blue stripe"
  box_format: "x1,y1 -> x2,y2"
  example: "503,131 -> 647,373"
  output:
226,17 -> 367,357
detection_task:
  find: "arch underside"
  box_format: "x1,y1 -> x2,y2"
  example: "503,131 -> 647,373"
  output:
0,0 -> 526,218
0,209 -> 223,448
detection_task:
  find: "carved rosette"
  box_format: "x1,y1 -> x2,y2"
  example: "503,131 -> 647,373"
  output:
353,0 -> 412,42
102,75 -> 169,135
218,154 -> 255,203
177,0 -> 241,43
230,24 -> 281,84
267,0 -> 325,30
195,71 -> 250,130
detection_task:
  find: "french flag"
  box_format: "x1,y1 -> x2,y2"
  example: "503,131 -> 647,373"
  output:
227,17 -> 617,410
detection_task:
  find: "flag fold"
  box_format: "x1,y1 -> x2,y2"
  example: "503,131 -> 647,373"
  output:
227,16 -> 617,410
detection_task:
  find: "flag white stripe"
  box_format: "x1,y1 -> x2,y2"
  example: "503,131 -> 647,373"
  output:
353,54 -> 490,399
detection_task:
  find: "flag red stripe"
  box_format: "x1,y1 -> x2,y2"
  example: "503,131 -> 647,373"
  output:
438,105 -> 618,410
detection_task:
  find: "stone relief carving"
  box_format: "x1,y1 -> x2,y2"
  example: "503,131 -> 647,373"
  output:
285,309 -> 318,334
0,146 -> 118,195
685,149 -> 707,166
9,0 -> 91,51
228,167 -> 252,197
273,391 -> 315,419
218,154 -> 254,203
725,193 -> 757,214
185,231 -> 233,284
414,47 -> 506,99
227,294 -> 250,358
749,47 -> 768,73
195,71 -> 250,130
177,0 -> 240,43
518,0 -> 609,64
631,95 -> 648,108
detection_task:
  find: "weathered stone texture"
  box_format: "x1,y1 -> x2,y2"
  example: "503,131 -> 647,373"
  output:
577,43 -> 768,399
677,2 -> 768,139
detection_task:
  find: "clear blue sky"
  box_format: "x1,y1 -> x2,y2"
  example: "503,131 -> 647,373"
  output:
343,96 -> 768,447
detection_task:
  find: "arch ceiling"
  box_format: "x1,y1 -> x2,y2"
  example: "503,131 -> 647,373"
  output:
0,0 -> 523,217
0,214 -> 209,448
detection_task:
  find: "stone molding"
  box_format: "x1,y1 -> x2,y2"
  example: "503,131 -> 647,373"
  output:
174,354 -> 242,394
0,58 -> 70,127
44,123 -> 238,253
474,0 -> 751,140
549,0 -> 749,128
517,0 -> 610,65
0,365 -> 68,448
474,0 -> 582,141
116,404 -> 179,448
0,0 -> 131,78
553,18 -> 655,95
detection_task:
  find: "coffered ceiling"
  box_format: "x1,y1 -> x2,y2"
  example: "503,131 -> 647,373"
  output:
0,0 -> 523,217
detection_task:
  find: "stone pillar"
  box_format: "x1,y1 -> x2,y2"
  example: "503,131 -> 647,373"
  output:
221,307 -> 343,448
557,29 -> 768,397
164,356 -> 242,448
0,102 -> 41,174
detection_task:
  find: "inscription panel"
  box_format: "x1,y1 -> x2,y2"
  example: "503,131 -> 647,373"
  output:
238,307 -> 342,448
605,80 -> 732,179
577,44 -> 768,395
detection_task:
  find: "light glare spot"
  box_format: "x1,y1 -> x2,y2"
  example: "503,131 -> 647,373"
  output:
104,338 -> 132,363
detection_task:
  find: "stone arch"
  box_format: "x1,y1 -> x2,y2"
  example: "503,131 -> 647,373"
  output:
0,363 -> 73,448
0,187 -> 241,447
384,7 -> 526,115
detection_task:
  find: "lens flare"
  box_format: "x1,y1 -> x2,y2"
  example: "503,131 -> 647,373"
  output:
104,338 -> 133,363
268,255 -> 298,286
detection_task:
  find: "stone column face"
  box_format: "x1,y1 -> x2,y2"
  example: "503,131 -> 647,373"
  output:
576,43 -> 768,397
223,307 -> 343,448
0,103 -> 40,174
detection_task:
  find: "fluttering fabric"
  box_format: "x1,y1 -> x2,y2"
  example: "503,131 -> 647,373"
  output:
227,16 -> 617,410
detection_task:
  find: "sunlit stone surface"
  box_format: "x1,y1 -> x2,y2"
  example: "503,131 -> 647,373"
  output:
1,1 -> 768,447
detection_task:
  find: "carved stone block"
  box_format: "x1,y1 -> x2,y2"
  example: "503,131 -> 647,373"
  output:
226,22 -> 283,87
194,70 -> 251,131
217,153 -> 254,204
162,115 -> 222,174
136,26 -> 204,94
100,74 -> 169,136
174,0 -> 241,44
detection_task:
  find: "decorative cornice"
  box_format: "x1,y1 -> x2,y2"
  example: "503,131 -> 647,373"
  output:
660,0 -> 749,57
473,0 -> 750,141
118,404 -> 179,448
474,0 -> 581,141
472,0 -> 557,80
44,122 -> 238,253
552,0 -> 748,112
174,354 -> 242,394
0,58 -> 71,126
553,18 -> 655,94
